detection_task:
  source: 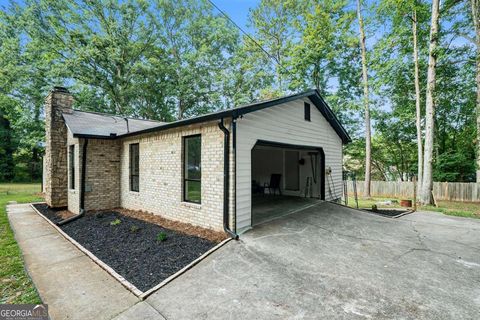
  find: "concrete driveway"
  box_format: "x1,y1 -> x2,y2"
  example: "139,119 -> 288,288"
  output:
144,202 -> 480,319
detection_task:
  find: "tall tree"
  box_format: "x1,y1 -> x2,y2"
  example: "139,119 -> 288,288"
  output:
356,0 -> 372,197
420,0 -> 441,204
29,0 -> 162,116
471,0 -> 480,181
412,6 -> 423,191
288,0 -> 357,93
245,0 -> 299,95
153,0 -> 241,119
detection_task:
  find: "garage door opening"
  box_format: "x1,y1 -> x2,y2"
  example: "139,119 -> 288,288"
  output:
251,141 -> 325,226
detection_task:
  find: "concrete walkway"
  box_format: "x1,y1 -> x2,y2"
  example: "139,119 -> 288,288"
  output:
7,204 -> 165,320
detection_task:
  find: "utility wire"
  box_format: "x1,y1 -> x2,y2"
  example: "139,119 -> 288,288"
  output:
206,0 -> 289,74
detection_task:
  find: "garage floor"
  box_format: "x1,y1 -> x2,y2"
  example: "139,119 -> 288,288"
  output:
251,195 -> 321,225
145,202 -> 480,320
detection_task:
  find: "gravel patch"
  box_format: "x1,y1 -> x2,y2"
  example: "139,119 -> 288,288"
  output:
364,208 -> 411,218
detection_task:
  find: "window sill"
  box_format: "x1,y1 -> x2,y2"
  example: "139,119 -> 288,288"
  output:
68,189 -> 76,193
181,201 -> 202,210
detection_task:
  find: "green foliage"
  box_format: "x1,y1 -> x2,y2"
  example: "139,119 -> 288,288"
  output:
0,0 -> 253,182
244,0 -> 363,136
130,225 -> 140,233
0,110 -> 14,181
0,183 -> 42,303
0,0 -> 477,182
434,152 -> 476,182
156,231 -> 167,242
110,218 -> 121,226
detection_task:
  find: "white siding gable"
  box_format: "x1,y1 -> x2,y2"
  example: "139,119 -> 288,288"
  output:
235,97 -> 344,232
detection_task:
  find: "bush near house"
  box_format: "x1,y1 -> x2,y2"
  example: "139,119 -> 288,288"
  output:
0,183 -> 42,304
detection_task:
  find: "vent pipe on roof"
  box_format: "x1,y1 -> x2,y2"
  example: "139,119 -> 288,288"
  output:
124,118 -> 130,133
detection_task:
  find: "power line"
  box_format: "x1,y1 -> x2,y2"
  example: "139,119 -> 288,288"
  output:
206,0 -> 288,74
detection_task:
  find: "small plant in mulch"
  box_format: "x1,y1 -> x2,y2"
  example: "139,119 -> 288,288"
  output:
156,232 -> 168,242
95,212 -> 106,219
130,225 -> 140,233
110,218 -> 122,226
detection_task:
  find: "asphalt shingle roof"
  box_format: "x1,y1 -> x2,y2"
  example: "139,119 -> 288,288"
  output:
63,89 -> 351,144
63,110 -> 165,138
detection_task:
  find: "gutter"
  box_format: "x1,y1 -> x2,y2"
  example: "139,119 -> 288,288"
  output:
218,118 -> 239,240
58,138 -> 88,226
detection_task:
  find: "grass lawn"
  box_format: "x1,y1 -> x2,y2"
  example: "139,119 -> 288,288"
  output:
347,196 -> 480,219
0,183 -> 42,304
422,200 -> 480,219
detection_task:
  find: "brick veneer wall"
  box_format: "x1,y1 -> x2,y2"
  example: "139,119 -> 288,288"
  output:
45,84 -> 234,230
67,131 -> 121,214
84,139 -> 121,211
44,87 -> 73,208
119,121 -> 235,232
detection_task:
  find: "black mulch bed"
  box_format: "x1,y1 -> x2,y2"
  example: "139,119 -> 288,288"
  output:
33,203 -> 69,224
33,205 -> 216,292
364,208 -> 411,218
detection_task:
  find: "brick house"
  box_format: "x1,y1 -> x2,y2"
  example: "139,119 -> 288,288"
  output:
43,86 -> 350,236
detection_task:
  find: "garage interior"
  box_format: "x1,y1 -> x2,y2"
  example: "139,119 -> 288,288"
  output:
251,141 -> 325,226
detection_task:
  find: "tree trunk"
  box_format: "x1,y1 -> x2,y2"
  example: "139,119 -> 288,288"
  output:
413,8 -> 423,195
357,0 -> 372,198
471,0 -> 480,182
178,98 -> 183,120
420,0 -> 440,205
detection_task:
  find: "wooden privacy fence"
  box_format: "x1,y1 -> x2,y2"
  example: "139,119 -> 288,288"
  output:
346,180 -> 480,203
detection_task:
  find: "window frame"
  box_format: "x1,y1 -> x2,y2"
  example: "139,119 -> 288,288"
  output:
304,102 -> 311,121
129,143 -> 140,192
69,145 -> 75,190
182,134 -> 202,204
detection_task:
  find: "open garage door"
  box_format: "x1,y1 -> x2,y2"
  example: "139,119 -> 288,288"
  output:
250,140 -> 325,225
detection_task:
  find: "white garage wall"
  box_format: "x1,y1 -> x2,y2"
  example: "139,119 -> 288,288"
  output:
251,146 -> 322,198
251,147 -> 283,186
236,97 -> 344,232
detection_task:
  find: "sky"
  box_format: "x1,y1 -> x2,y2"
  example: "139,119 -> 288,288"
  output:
210,0 -> 259,32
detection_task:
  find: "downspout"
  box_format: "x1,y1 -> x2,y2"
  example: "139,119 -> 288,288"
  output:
232,117 -> 237,234
58,139 -> 88,226
218,118 -> 239,240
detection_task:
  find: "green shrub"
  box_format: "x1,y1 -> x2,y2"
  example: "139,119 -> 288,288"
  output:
156,232 -> 167,242
110,218 -> 121,226
130,225 -> 140,233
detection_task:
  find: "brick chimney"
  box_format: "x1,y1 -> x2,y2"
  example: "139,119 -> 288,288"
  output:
44,86 -> 73,208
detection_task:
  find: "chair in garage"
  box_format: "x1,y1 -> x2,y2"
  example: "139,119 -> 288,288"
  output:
264,174 -> 282,196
